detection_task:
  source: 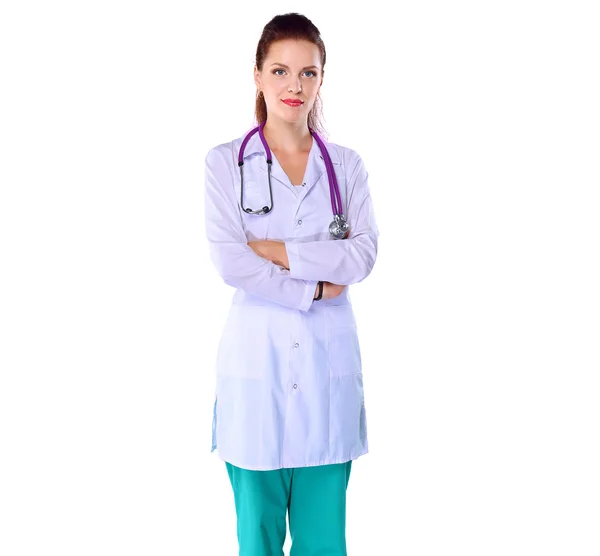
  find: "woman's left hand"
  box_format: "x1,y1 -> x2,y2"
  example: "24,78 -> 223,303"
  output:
248,240 -> 289,270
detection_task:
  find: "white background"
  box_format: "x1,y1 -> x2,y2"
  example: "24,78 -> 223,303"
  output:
1,1 -> 599,555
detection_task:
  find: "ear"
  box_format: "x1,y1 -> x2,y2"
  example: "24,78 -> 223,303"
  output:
253,65 -> 261,90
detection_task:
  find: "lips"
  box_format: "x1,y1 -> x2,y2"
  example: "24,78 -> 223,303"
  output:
282,99 -> 303,106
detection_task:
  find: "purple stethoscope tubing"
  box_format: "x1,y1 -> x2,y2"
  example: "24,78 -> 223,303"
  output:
237,121 -> 349,239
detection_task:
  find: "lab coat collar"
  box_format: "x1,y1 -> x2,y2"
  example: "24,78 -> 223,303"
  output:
237,126 -> 340,192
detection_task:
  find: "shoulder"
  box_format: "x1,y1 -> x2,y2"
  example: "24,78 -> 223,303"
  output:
325,140 -> 366,175
204,138 -> 237,166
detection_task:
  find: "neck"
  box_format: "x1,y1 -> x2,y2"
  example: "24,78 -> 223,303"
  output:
262,117 -> 312,153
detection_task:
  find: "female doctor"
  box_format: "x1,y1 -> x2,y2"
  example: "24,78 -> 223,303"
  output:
204,12 -> 379,556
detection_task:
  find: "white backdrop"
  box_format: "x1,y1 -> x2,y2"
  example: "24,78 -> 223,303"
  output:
1,1 -> 599,555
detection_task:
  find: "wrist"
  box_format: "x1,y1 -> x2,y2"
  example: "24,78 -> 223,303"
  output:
314,281 -> 324,301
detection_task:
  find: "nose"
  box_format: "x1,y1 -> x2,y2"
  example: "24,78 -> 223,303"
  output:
288,77 -> 302,93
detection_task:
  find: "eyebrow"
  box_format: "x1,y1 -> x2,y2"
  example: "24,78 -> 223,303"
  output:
269,63 -> 319,70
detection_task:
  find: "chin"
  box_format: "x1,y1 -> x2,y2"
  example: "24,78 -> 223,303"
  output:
280,111 -> 304,121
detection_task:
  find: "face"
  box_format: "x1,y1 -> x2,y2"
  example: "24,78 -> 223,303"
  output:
254,39 -> 323,124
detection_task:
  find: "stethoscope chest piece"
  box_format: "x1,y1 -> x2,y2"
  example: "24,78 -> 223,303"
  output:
329,214 -> 350,240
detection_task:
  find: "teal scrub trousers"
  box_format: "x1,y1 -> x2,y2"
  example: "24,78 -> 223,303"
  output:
225,460 -> 353,556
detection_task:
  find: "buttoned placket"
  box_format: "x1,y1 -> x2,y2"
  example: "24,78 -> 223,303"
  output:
289,294 -> 303,393
286,167 -> 310,397
291,182 -> 305,390
281,308 -> 304,466
290,332 -> 302,393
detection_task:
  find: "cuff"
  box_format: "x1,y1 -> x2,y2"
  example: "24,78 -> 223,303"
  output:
298,280 -> 318,312
285,241 -> 302,278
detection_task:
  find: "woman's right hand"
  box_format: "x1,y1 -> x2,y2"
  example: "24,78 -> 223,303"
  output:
316,281 -> 346,300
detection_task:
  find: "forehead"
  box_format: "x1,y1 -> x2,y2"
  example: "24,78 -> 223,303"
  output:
265,39 -> 321,67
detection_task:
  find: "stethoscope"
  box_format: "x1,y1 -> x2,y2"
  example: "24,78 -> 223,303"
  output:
237,120 -> 350,240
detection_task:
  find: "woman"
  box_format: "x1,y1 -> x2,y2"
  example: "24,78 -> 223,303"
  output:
204,12 -> 379,556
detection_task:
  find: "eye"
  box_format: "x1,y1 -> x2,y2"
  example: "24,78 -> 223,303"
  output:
272,69 -> 317,77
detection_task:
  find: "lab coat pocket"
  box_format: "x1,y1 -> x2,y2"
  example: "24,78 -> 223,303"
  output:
216,305 -> 270,379
326,304 -> 362,377
237,180 -> 270,241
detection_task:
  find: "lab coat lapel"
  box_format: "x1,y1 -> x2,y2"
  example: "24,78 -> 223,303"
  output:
302,135 -> 342,195
299,137 -> 326,193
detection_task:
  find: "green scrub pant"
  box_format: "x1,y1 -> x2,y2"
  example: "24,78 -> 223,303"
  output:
225,460 -> 353,556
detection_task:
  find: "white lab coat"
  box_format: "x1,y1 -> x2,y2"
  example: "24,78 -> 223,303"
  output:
204,126 -> 379,470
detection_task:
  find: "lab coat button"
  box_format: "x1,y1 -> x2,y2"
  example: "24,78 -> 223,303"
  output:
297,219 -> 302,225
293,384 -> 298,389
294,342 -> 299,348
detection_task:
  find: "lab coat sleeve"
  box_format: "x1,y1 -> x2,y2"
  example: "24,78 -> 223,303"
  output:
204,146 -> 318,312
285,151 -> 379,284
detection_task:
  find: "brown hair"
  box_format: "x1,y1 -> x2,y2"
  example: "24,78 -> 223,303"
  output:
254,13 -> 328,138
